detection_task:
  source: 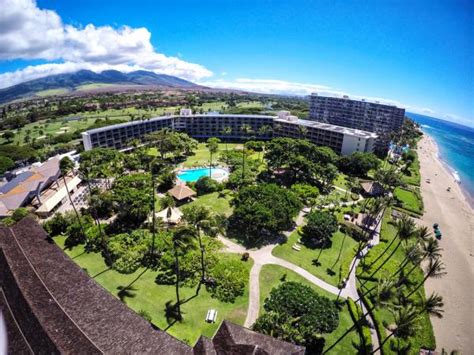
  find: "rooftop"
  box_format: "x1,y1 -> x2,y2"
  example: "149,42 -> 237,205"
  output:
83,113 -> 377,139
274,116 -> 379,139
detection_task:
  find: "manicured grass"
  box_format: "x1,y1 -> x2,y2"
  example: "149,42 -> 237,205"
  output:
402,153 -> 421,186
356,209 -> 436,354
259,265 -> 360,353
333,174 -> 349,190
272,222 -> 358,287
54,236 -> 252,346
394,187 -> 423,215
184,190 -> 234,216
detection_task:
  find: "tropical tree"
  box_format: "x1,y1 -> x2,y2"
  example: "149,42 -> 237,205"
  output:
406,258 -> 446,298
301,210 -> 338,248
220,126 -> 232,163
392,226 -> 431,279
297,125 -> 308,139
418,292 -> 444,318
366,214 -> 416,280
239,124 -> 254,182
181,205 -> 223,294
169,225 -> 197,320
374,167 -> 403,192
375,304 -> 419,352
403,237 -> 442,280
59,157 -> 86,243
206,137 -> 221,177
230,183 -> 301,244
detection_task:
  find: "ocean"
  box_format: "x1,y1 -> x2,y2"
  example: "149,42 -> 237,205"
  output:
406,113 -> 474,204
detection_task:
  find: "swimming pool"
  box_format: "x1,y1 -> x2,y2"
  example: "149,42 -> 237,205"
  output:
177,168 -> 229,182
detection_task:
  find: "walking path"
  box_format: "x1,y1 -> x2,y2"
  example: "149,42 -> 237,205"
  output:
219,186 -> 381,351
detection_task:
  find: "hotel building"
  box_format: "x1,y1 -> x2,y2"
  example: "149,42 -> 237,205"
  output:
309,94 -> 405,153
82,110 -> 377,155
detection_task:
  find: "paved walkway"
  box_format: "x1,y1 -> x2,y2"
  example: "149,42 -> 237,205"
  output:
219,188 -> 381,352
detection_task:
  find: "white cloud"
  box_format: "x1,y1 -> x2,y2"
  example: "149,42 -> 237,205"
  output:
0,0 -> 212,88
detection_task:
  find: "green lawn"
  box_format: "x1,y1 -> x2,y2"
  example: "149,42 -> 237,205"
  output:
402,153 -> 421,186
272,225 -> 358,287
259,265 -> 360,354
183,190 -> 234,216
333,174 -> 349,190
54,236 -> 252,346
356,209 -> 435,354
393,187 -> 423,215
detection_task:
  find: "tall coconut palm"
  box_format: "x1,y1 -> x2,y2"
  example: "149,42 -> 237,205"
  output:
297,125 -> 308,139
79,166 -> 110,263
403,238 -> 442,280
392,226 -> 431,280
374,304 -> 419,352
406,258 -> 446,298
240,124 -> 254,182
182,205 -> 223,295
418,292 -> 444,318
220,126 -> 232,164
366,215 -> 416,281
345,175 -> 359,200
206,137 -> 220,177
60,157 -> 86,242
170,226 -> 196,320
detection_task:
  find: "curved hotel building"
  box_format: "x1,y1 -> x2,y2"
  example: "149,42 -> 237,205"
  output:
82,110 -> 378,155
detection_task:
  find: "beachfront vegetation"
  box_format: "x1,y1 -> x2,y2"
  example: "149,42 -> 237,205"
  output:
394,186 -> 424,215
356,208 -> 439,353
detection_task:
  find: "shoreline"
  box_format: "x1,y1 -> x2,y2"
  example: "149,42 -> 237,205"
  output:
428,136 -> 474,209
417,134 -> 474,353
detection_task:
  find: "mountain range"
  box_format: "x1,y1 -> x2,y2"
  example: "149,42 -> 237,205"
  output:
0,70 -> 201,104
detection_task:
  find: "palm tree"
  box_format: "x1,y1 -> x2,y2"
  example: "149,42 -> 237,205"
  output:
170,226 -> 196,320
240,124 -> 254,182
220,126 -> 232,164
78,166 -> 110,264
406,258 -> 446,298
392,226 -> 431,279
182,205 -> 222,295
374,304 -> 419,352
206,137 -> 220,177
366,215 -> 416,281
297,125 -> 308,139
376,277 -> 396,304
418,292 -> 444,318
403,238 -> 442,280
345,175 -> 359,200
60,157 -> 86,242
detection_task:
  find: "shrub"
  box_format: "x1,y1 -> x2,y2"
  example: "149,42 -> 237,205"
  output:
241,252 -> 250,261
12,207 -> 29,221
290,183 -> 320,205
207,259 -> 247,303
1,217 -> 16,226
195,176 -> 221,195
339,221 -> 368,242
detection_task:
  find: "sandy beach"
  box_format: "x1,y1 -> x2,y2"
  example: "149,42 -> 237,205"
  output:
417,135 -> 474,353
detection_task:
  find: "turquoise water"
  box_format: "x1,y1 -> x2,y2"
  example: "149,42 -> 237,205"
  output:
177,168 -> 228,182
407,113 -> 474,204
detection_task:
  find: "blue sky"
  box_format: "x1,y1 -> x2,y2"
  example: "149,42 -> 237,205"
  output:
0,0 -> 472,127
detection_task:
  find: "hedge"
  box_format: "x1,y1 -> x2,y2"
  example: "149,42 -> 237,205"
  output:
339,220 -> 368,242
347,298 -> 372,354
359,290 -> 386,355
